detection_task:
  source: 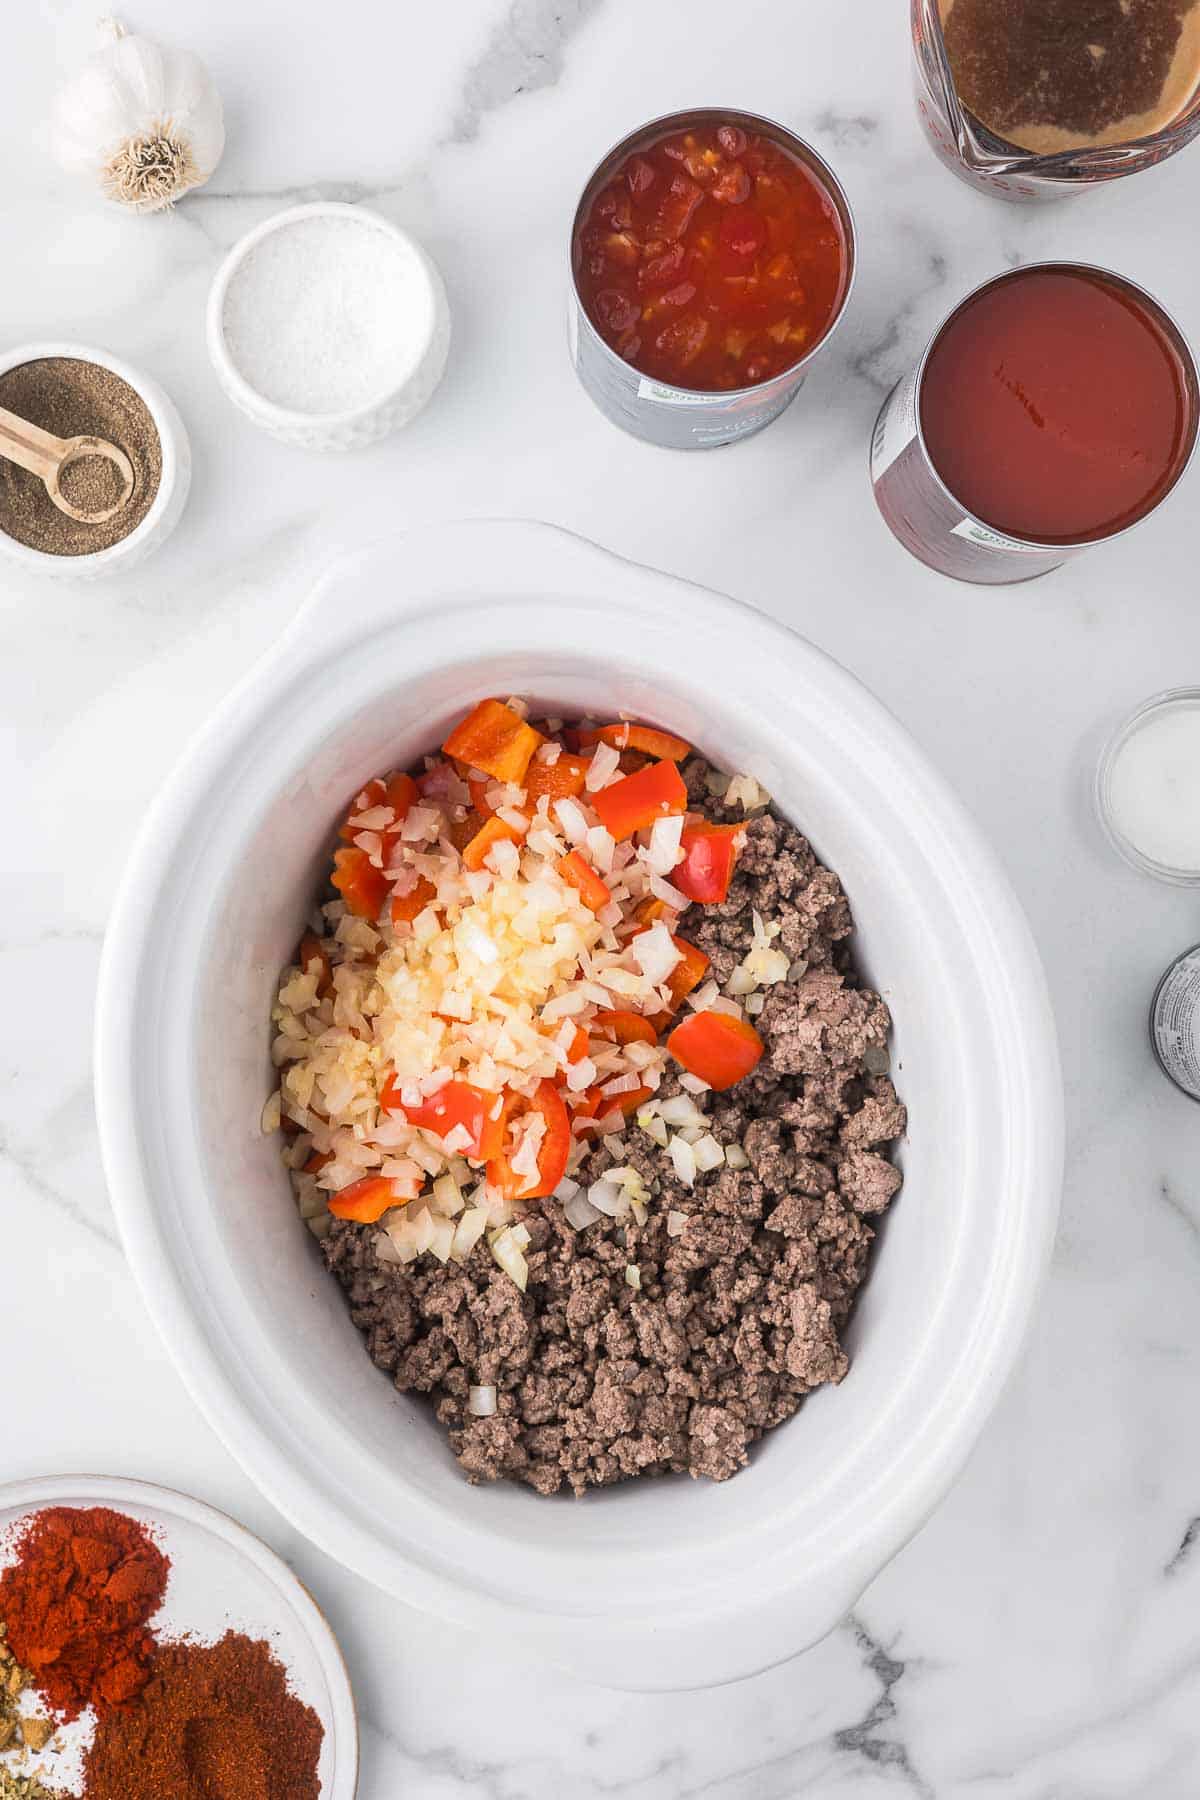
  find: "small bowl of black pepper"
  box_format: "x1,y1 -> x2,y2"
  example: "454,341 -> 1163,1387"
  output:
0,342 -> 191,578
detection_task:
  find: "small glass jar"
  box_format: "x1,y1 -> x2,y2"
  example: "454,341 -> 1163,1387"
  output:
911,0 -> 1200,202
1096,689 -> 1200,886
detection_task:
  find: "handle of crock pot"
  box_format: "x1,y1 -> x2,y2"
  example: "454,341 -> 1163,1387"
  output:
279,519 -> 663,655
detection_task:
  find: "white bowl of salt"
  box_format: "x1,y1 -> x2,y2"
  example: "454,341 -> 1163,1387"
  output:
207,202 -> 450,451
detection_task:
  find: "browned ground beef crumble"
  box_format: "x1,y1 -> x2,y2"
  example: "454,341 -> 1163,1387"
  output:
322,757 -> 906,1495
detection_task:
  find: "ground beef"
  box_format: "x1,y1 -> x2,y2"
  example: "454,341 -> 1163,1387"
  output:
322,760 -> 906,1496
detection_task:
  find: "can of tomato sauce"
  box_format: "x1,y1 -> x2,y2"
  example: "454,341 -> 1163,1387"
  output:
569,109 -> 856,450
870,262 -> 1200,585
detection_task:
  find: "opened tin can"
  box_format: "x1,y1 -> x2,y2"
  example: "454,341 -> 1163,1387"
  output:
870,262 -> 1200,585
568,108 -> 856,451
1151,946 -> 1200,1102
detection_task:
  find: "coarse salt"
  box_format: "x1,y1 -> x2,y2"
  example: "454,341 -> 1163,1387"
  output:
222,215 -> 436,415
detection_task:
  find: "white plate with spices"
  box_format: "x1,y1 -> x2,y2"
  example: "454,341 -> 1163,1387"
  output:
0,1474 -> 357,1797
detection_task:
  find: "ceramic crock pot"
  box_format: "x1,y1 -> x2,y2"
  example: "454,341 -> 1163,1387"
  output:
95,519 -> 1063,1691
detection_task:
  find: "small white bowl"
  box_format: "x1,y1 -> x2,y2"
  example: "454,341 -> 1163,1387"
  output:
207,201 -> 451,452
0,342 -> 191,580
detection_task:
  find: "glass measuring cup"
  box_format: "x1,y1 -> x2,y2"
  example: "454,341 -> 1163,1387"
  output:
912,0 -> 1200,201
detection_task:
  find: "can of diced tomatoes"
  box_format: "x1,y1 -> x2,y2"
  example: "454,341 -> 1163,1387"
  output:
568,109 -> 856,451
869,262 -> 1200,585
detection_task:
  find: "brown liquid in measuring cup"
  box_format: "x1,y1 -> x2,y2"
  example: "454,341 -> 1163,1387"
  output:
939,0 -> 1200,152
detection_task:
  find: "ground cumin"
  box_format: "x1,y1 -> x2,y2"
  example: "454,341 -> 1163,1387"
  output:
81,1633 -> 323,1800
0,358 -> 160,555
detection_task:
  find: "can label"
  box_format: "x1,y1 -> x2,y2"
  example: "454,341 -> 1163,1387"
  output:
869,368 -> 919,478
1152,948 -> 1200,1100
950,517 -> 1048,553
569,297 -> 802,449
636,377 -> 722,407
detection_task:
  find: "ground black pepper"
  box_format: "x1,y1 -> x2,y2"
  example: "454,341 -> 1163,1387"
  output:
56,455 -> 127,519
0,359 -> 161,556
942,0 -> 1200,148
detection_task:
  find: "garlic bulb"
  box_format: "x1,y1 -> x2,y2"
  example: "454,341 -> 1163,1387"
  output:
51,19 -> 224,213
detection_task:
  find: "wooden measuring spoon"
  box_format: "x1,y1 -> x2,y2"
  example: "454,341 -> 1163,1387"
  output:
0,403 -> 135,524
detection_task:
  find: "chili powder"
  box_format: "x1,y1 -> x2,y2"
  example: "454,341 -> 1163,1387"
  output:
80,1632 -> 324,1800
0,1507 -> 168,1721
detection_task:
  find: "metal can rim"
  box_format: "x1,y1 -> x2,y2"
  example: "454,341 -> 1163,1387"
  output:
904,261 -> 1200,552
568,107 -> 857,401
1150,943 -> 1200,1102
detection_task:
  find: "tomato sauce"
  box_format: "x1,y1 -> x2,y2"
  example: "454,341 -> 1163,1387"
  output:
573,122 -> 850,392
919,266 -> 1197,544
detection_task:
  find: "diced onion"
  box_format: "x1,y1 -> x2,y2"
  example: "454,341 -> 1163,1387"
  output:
553,797 -> 590,844
468,1384 -> 497,1416
666,1209 -> 688,1237
564,1191 -> 601,1230
668,1134 -> 697,1188
631,922 -> 682,987
725,1144 -> 750,1171
646,816 -> 683,874
649,873 -> 689,910
625,1264 -> 642,1291
491,1227 -> 529,1291
452,1206 -> 490,1261
587,1179 -> 627,1217
585,742 -> 621,791
693,1133 -> 725,1172
585,825 -> 616,872
660,1094 -> 708,1129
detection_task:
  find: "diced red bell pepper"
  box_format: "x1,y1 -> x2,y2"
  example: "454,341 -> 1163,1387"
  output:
304,1149 -> 333,1175
667,1009 -> 764,1091
467,774 -> 495,815
380,1075 -> 509,1162
339,771 -> 418,844
524,751 -> 591,801
665,936 -> 711,1012
327,1176 -> 406,1223
443,700 -> 545,786
634,896 -> 668,926
594,1009 -> 658,1047
674,824 -> 743,904
462,813 -> 527,872
297,932 -> 333,998
579,723 -> 693,761
554,1024 -> 590,1087
390,877 -> 437,927
558,850 -> 612,912
582,1082 -> 653,1126
331,847 -> 390,921
488,1079 -> 570,1200
591,760 -> 688,840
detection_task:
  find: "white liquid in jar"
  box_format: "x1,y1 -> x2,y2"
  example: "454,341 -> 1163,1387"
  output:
1106,700 -> 1200,872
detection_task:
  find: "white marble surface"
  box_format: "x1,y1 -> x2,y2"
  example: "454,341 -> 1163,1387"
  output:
3,1 -> 1200,1794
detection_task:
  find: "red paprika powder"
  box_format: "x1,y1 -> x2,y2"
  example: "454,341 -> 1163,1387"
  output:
0,1506 -> 169,1721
